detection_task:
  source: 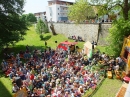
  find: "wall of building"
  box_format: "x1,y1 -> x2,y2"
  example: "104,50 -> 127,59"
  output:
46,1 -> 70,22
48,23 -> 112,45
46,5 -> 57,22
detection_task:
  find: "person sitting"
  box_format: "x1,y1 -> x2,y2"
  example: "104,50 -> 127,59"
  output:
78,36 -> 84,42
107,63 -> 113,71
72,35 -> 76,40
126,70 -> 130,77
115,71 -> 121,80
12,83 -> 19,93
114,63 -> 119,72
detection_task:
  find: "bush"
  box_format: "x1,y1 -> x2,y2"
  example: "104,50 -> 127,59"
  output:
106,19 -> 130,57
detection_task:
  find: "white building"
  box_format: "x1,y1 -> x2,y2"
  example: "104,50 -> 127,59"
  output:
46,0 -> 73,22
34,12 -> 47,22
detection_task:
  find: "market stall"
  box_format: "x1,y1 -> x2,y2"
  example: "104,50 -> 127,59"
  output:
57,41 -> 78,52
83,41 -> 96,58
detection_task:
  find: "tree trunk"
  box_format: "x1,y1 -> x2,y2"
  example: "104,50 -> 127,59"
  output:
123,0 -> 129,20
50,23 -> 57,35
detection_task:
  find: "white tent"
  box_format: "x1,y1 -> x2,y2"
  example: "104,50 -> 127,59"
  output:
83,41 -> 96,57
84,41 -> 93,49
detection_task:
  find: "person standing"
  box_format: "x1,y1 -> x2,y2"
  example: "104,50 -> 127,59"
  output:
45,41 -> 47,48
26,45 -> 29,52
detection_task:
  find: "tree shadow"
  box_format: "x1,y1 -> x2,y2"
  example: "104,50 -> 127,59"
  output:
0,80 -> 12,97
42,35 -> 52,41
0,45 -> 47,59
0,70 -> 6,78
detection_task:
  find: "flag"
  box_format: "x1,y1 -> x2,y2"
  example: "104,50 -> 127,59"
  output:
87,49 -> 92,58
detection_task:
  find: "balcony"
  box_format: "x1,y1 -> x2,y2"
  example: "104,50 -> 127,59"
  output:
60,5 -> 69,7
60,10 -> 68,13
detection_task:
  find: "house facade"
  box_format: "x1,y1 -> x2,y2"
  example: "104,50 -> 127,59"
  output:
34,12 -> 47,21
46,0 -> 73,22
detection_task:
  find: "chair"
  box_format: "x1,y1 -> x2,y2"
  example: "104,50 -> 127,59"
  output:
107,71 -> 112,79
115,71 -> 121,80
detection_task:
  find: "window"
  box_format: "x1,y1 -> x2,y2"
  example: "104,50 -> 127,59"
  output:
58,8 -> 59,10
58,13 -> 59,15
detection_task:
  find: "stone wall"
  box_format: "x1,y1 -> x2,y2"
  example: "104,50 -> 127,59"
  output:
98,23 -> 112,45
48,23 -> 111,45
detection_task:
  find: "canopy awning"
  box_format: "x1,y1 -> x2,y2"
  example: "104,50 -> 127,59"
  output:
57,41 -> 78,51
60,41 -> 78,45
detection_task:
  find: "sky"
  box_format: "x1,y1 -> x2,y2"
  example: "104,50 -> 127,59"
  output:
23,0 -> 75,14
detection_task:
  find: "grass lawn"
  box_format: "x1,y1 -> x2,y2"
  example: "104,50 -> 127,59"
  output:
16,26 -> 84,50
92,78 -> 122,97
0,71 -> 13,97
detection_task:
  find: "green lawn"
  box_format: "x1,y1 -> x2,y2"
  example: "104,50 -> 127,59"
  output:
92,78 -> 122,97
0,71 -> 13,97
16,26 -> 84,50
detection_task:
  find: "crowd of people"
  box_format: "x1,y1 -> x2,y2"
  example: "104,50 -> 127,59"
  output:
68,35 -> 84,42
0,45 -> 126,97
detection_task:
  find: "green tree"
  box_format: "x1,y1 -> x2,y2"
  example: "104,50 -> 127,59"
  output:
26,13 -> 37,23
68,0 -> 95,23
0,0 -> 28,47
36,19 -> 48,35
106,19 -> 130,57
90,0 -> 130,20
90,0 -> 130,56
20,14 -> 27,21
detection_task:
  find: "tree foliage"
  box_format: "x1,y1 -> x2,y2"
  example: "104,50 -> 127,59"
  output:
0,0 -> 28,47
26,13 -> 37,23
90,0 -> 130,20
90,0 -> 130,57
36,19 -> 49,35
20,14 -> 27,22
106,19 -> 130,57
68,0 -> 95,23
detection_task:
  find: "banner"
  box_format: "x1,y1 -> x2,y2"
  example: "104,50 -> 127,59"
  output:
87,49 -> 92,58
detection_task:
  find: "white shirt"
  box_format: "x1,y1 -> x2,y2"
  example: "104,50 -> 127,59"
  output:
114,65 -> 119,70
116,57 -> 122,63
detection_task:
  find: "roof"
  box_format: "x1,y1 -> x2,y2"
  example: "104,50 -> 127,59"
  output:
84,41 -> 96,49
60,41 -> 77,45
34,12 -> 46,14
84,41 -> 93,49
